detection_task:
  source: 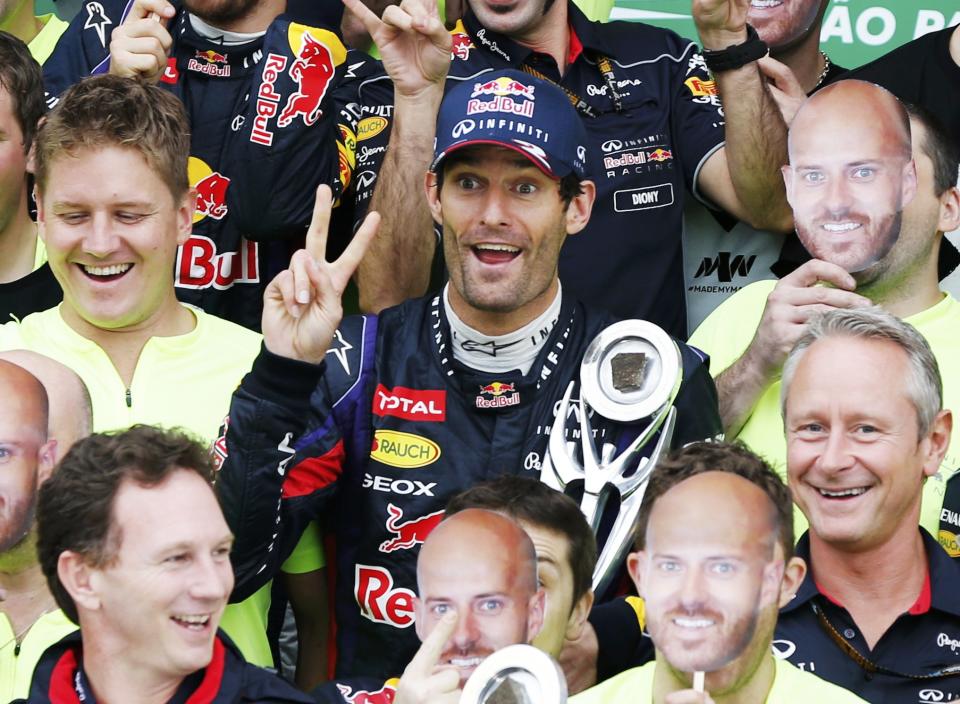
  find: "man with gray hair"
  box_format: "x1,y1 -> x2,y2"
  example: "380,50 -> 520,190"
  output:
775,306 -> 960,702
689,86 -> 960,537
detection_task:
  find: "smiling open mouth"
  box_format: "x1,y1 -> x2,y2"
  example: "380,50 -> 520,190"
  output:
817,487 -> 870,499
472,244 -> 520,265
171,613 -> 212,631
80,263 -> 133,282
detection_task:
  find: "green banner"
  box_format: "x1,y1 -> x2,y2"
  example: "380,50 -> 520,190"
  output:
611,1 -> 960,69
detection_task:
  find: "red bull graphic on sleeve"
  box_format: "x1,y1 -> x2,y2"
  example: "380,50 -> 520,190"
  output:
277,26 -> 345,128
475,381 -> 520,409
336,683 -> 397,704
250,24 -> 346,145
379,503 -> 444,553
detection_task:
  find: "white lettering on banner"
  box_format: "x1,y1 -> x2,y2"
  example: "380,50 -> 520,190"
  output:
915,10 -> 960,35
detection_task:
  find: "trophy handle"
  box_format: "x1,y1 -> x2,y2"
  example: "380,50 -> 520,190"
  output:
592,405 -> 677,596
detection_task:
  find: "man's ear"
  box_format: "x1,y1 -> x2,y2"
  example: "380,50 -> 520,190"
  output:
921,409 -> 952,479
58,551 -> 101,613
425,171 -> 443,226
564,589 -> 594,641
564,180 -> 595,236
626,550 -> 646,596
778,556 -> 807,609
37,439 -> 58,485
413,596 -> 426,642
527,588 -> 546,641
35,185 -> 46,242
176,189 -> 196,246
781,165 -> 795,210
900,158 -> 918,209
937,186 -> 960,234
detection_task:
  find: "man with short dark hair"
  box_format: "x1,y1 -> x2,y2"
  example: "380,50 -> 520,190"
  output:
572,441 -> 866,703
217,68 -> 721,682
21,426 -> 314,703
311,475 -> 595,701
0,32 -> 62,322
447,476 -> 596,661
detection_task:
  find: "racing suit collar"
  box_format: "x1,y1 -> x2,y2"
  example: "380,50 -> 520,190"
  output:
177,12 -> 266,66
462,1 -> 607,67
430,291 -> 581,411
35,630 -> 230,704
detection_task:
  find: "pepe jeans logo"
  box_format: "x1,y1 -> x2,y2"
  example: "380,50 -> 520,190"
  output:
937,633 -> 960,652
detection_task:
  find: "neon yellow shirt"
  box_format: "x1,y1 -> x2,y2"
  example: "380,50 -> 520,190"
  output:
0,305 -> 324,667
28,14 -> 68,65
688,283 -> 960,537
570,658 -> 869,703
0,609 -> 76,702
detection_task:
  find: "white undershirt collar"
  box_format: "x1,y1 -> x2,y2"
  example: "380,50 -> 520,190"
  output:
443,283 -> 562,375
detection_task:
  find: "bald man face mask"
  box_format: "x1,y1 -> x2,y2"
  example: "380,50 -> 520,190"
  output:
783,80 -> 918,274
414,509 -> 545,688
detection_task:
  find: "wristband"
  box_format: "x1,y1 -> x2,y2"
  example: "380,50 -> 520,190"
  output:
702,24 -> 768,73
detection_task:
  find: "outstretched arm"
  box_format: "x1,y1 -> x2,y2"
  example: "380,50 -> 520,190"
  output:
343,0 -> 451,312
692,0 -> 793,232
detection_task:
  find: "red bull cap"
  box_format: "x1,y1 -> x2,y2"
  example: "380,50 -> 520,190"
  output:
431,69 -> 588,180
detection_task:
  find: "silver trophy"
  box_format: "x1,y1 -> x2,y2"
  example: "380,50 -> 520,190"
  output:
460,644 -> 567,704
541,320 -> 683,596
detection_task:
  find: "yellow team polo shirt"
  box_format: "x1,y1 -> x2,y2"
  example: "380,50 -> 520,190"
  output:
27,14 -> 68,65
571,657 -> 869,703
689,284 -> 960,537
0,305 -> 324,669
0,609 -> 76,703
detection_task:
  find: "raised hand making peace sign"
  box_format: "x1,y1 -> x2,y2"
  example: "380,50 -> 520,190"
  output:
262,185 -> 380,364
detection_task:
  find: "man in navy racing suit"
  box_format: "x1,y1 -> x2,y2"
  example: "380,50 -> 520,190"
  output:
216,71 -> 722,681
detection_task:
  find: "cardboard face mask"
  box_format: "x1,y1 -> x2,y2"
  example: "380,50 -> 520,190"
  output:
784,85 -> 917,273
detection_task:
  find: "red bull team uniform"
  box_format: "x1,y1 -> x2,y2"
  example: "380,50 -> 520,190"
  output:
42,0 -> 354,331
16,630 -> 314,704
228,4 -> 727,339
217,293 -> 722,680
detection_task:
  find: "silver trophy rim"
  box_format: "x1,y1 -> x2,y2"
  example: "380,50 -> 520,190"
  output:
459,644 -> 568,703
579,319 -> 681,422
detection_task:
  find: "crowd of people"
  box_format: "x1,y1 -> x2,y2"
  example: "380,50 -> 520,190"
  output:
0,0 -> 959,701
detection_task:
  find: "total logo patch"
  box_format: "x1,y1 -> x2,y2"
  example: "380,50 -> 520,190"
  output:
373,385 -> 446,421
475,381 -> 520,409
370,430 -> 441,468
